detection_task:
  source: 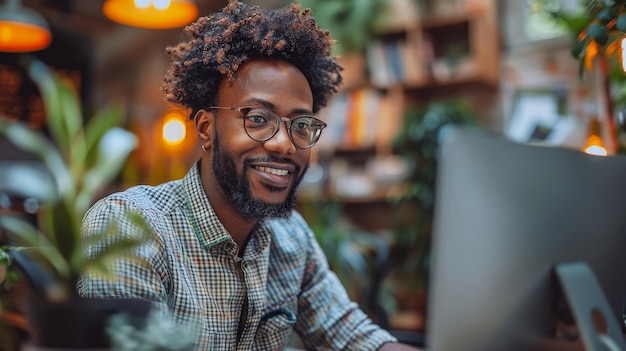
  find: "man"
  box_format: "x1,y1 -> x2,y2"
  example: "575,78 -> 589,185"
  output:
79,1 -> 420,350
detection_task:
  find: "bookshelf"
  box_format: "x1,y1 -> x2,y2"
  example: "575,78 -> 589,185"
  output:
310,0 -> 500,203
299,0 -> 501,334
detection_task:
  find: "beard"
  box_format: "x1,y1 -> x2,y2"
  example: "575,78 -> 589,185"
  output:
212,133 -> 307,220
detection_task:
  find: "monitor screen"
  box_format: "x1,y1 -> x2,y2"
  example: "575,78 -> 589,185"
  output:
427,126 -> 626,351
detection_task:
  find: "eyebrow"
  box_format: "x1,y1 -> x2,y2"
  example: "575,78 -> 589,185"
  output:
245,97 -> 313,115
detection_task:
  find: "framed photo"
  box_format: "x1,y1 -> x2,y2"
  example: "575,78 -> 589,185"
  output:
506,88 -> 577,145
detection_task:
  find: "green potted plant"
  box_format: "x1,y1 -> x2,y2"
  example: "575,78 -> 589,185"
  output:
0,244 -> 26,351
0,245 -> 20,291
297,0 -> 390,88
0,57 -> 152,349
539,0 -> 626,150
298,0 -> 388,56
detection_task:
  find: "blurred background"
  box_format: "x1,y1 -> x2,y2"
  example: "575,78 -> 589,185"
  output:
1,0 -> 618,343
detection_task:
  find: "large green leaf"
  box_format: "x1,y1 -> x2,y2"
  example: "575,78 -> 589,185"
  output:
0,216 -> 70,284
26,59 -> 84,160
76,128 -> 137,215
83,105 -> 124,171
43,199 -> 80,268
0,119 -> 72,200
80,211 -> 153,279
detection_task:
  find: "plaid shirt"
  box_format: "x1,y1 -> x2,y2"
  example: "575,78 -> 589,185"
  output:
77,162 -> 396,350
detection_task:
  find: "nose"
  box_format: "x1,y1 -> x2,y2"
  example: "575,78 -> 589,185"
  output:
263,120 -> 296,154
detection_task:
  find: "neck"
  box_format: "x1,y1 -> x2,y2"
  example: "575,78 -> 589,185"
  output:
215,207 -> 257,250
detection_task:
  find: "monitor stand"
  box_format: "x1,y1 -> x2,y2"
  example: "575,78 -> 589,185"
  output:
555,262 -> 626,351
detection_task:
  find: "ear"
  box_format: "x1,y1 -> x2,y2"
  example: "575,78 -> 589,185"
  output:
194,109 -> 214,151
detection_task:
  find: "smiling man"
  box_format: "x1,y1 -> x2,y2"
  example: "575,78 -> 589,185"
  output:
78,1 -> 420,350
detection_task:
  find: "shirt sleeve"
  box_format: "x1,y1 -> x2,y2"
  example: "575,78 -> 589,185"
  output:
76,195 -> 171,320
293,215 -> 398,350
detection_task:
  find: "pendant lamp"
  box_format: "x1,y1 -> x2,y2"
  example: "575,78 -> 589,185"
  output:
102,0 -> 198,30
0,0 -> 52,53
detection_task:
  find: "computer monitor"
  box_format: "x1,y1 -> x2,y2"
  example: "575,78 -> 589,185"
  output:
427,126 -> 626,351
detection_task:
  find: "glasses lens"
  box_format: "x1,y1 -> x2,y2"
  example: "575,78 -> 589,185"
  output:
243,108 -> 277,142
242,108 -> 325,148
290,116 -> 323,148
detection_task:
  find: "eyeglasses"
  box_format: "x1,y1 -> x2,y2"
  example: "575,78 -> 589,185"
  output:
208,106 -> 327,149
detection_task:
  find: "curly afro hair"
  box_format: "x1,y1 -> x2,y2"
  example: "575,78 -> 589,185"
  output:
162,0 -> 344,118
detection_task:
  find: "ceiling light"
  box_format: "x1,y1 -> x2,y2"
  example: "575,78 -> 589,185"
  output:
102,0 -> 198,30
0,0 -> 52,53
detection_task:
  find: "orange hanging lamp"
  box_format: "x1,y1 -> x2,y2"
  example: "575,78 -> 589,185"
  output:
102,0 -> 198,30
0,0 -> 52,53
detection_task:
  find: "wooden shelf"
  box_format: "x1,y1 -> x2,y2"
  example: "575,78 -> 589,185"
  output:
307,0 -> 501,329
315,0 -> 500,205
405,72 -> 499,90
420,13 -> 475,29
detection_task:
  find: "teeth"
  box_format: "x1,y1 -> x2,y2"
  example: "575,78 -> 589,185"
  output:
256,166 -> 288,176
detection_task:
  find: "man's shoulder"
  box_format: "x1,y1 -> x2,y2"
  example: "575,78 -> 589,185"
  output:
91,179 -> 184,217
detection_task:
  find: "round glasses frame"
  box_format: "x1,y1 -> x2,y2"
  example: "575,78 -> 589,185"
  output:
208,106 -> 327,149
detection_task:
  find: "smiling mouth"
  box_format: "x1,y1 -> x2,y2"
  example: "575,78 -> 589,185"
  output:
254,166 -> 289,176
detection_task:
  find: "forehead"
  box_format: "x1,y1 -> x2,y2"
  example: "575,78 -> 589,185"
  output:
218,60 -> 313,110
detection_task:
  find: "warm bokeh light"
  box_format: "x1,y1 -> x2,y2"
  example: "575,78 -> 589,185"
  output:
583,135 -> 608,156
102,0 -> 198,29
583,118 -> 608,156
162,113 -> 186,146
